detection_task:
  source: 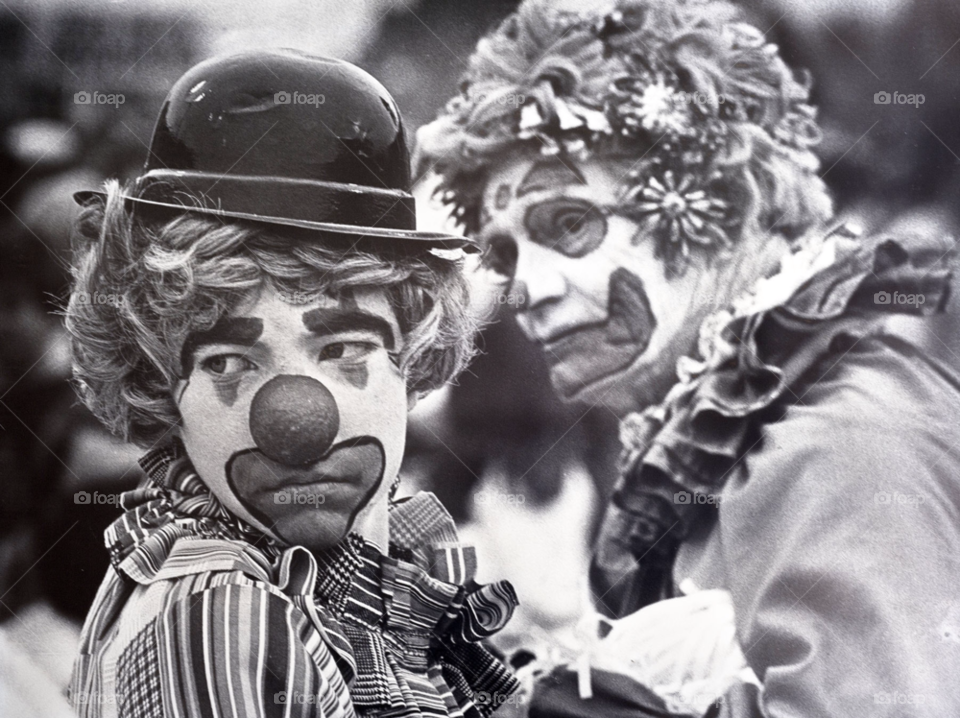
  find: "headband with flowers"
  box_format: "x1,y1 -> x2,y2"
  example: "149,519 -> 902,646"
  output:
418,0 -> 826,273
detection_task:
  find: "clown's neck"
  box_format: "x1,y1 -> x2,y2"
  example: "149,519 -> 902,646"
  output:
350,497 -> 390,553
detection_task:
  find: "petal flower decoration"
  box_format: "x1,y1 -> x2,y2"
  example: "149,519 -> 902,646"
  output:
624,170 -> 730,260
621,80 -> 694,137
420,4 -> 827,248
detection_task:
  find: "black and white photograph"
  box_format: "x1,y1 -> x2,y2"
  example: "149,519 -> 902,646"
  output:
2,0 -> 960,716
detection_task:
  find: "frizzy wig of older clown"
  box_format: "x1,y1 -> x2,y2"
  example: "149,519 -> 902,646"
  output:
65,181 -> 478,448
415,0 -> 834,274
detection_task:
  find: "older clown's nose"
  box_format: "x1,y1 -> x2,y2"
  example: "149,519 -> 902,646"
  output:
249,375 -> 340,466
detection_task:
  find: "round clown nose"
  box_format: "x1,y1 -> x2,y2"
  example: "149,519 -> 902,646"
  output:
249,375 -> 340,466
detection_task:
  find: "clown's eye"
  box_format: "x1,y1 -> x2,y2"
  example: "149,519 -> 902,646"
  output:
201,354 -> 255,376
319,341 -> 375,361
525,198 -> 607,258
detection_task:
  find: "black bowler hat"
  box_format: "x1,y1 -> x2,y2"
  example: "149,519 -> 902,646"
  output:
75,49 -> 476,252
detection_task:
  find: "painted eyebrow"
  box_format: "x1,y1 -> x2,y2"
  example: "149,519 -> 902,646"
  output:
516,158 -> 586,198
302,308 -> 396,351
180,317 -> 264,376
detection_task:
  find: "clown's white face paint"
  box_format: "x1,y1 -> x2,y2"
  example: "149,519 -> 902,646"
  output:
479,155 -> 736,415
174,286 -> 408,553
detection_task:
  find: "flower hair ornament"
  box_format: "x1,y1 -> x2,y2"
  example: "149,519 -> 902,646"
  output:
621,168 -> 730,263
416,0 -> 832,274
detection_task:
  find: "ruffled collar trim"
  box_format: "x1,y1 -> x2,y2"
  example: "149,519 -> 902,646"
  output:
619,224 -> 953,510
592,223 -> 954,617
105,445 -> 521,717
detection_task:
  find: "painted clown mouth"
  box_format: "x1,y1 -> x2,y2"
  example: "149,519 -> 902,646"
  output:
538,268 -> 657,399
226,437 -> 386,547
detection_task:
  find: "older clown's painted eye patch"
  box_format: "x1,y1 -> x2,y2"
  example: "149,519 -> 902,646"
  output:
524,198 -> 608,258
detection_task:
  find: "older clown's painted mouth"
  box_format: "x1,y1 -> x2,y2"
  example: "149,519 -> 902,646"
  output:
539,268 -> 656,399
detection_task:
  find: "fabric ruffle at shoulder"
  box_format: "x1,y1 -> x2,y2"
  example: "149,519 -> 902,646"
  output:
591,225 -> 955,618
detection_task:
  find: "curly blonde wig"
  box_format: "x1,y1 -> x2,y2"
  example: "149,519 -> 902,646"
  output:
415,0 -> 834,270
66,180 -> 478,447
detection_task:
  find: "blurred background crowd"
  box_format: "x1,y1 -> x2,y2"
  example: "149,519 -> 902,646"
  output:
2,0 -> 960,714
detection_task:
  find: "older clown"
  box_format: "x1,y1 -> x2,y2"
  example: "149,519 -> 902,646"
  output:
67,50 -> 518,718
418,0 -> 960,715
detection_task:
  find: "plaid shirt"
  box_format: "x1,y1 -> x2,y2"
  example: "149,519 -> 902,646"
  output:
70,444 -> 519,718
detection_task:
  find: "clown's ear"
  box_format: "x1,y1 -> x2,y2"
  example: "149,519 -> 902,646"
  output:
71,189 -> 106,242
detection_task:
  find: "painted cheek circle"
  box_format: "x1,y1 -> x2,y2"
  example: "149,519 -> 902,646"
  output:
249,374 -> 340,466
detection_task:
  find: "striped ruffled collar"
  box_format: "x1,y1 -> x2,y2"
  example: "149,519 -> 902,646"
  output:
106,441 -> 521,717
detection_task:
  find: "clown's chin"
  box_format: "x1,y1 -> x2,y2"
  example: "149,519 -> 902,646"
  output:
226,438 -> 385,552
542,268 -> 657,409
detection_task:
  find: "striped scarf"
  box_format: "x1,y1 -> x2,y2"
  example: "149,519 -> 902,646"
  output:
104,442 -> 521,718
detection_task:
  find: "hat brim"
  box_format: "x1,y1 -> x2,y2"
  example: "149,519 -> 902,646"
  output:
72,190 -> 479,253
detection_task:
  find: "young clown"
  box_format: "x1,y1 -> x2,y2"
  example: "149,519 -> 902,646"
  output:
67,50 -> 518,718
417,0 -> 960,715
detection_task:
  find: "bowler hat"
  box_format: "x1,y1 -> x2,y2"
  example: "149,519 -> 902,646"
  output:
75,49 -> 475,252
